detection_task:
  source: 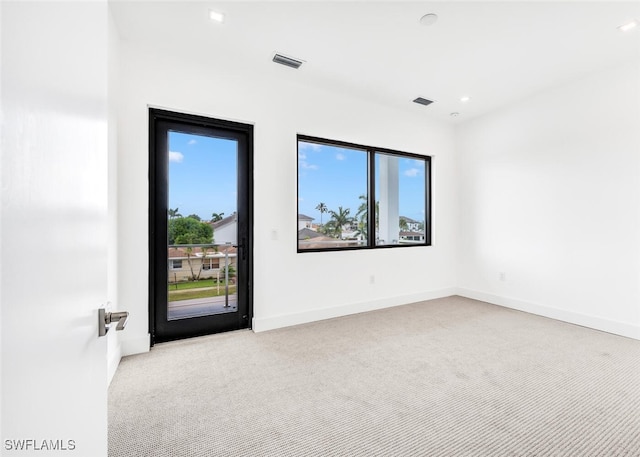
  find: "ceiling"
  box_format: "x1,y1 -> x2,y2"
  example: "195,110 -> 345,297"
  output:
110,1 -> 640,123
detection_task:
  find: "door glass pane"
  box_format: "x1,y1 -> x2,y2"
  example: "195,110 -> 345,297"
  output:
167,131 -> 238,320
375,153 -> 426,245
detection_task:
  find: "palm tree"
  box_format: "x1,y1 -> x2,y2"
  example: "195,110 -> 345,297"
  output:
184,246 -> 197,280
211,212 -> 225,222
168,207 -> 182,219
354,195 -> 379,240
195,246 -> 211,280
315,202 -> 328,226
399,217 -> 409,231
355,194 -> 368,239
175,227 -> 213,280
328,206 -> 351,239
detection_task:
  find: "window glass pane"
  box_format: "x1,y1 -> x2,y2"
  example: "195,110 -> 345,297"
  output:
375,153 -> 426,246
298,140 -> 368,250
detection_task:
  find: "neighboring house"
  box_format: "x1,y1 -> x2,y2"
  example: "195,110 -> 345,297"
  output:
399,231 -> 425,243
211,212 -> 237,244
340,226 -> 364,241
399,216 -> 422,232
298,213 -> 314,230
168,245 -> 237,282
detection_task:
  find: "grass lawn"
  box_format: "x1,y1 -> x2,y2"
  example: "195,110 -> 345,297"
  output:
169,285 -> 237,302
168,279 -> 218,291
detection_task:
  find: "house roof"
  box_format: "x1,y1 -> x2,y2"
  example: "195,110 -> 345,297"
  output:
299,237 -> 363,250
298,228 -> 323,240
399,231 -> 424,237
298,213 -> 314,221
400,216 -> 420,224
217,245 -> 237,255
168,247 -> 188,259
211,212 -> 237,230
168,245 -> 236,259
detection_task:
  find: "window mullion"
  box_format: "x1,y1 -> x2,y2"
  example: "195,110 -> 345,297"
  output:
367,149 -> 376,248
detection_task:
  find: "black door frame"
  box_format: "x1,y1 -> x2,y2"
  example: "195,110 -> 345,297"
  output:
149,108 -> 253,345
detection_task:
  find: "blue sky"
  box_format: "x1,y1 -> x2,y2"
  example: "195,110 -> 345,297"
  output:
298,141 -> 426,224
168,133 -> 426,225
298,142 -> 368,223
169,131 -> 237,220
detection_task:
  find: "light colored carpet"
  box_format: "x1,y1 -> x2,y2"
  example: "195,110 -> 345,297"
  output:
109,296 -> 640,456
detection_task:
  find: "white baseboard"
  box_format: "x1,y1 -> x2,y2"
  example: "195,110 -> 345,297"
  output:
107,343 -> 122,386
252,287 -> 457,333
121,334 -> 151,356
456,287 -> 640,340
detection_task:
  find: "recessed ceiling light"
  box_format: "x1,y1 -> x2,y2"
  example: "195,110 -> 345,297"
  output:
419,13 -> 438,26
209,10 -> 225,23
618,19 -> 638,32
450,112 -> 460,117
460,96 -> 471,103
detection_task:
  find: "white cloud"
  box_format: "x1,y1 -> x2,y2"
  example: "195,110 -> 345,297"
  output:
299,142 -> 322,152
412,159 -> 425,168
169,151 -> 184,163
404,168 -> 420,177
336,153 -> 346,161
188,139 -> 197,145
298,152 -> 318,169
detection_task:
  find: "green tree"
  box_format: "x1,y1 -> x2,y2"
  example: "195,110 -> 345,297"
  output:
328,206 -> 351,239
187,213 -> 202,221
168,207 -> 182,219
169,217 -> 213,245
211,212 -> 225,222
355,194 -> 368,238
224,262 -> 236,284
354,194 -> 379,240
195,246 -> 211,280
399,217 -> 409,231
315,202 -> 328,226
169,217 -> 214,280
318,222 -> 335,237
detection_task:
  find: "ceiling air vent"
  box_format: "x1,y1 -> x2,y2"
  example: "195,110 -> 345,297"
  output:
272,53 -> 304,69
413,97 -> 434,106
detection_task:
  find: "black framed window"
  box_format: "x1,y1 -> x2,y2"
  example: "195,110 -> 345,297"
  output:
297,135 -> 431,252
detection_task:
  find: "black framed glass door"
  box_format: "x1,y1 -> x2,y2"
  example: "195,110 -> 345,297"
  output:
149,109 -> 252,344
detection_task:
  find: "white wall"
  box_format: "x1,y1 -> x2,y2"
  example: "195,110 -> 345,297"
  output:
456,60 -> 640,339
117,41 -> 457,352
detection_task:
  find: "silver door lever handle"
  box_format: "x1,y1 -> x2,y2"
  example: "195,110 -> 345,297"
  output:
108,311 -> 129,330
98,308 -> 129,337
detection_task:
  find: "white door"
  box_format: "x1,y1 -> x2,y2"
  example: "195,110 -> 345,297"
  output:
1,2 -> 110,455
